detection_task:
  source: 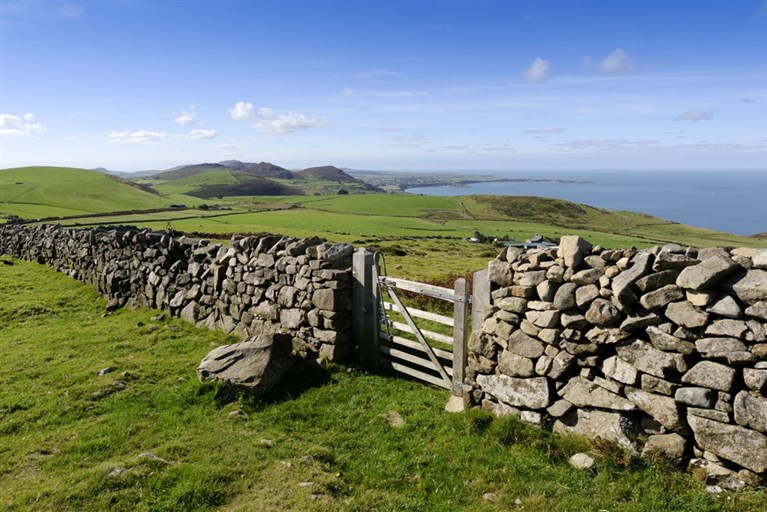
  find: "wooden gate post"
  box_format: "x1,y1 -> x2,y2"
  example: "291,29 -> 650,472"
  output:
472,268 -> 490,332
352,248 -> 378,367
451,278 -> 470,396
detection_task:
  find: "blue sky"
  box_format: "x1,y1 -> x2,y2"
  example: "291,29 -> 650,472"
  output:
1,0 -> 765,172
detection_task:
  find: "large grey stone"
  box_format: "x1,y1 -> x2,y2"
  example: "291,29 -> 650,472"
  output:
620,311 -> 661,331
612,252 -> 654,305
640,285 -> 685,310
571,268 -> 603,286
681,361 -> 737,392
676,256 -> 739,291
496,296 -> 528,314
625,387 -> 683,431
488,259 -> 513,287
734,391 -> 767,433
557,235 -> 592,268
653,251 -> 698,271
552,282 -> 578,310
731,270 -> 767,305
696,337 -> 748,355
553,408 -> 640,452
641,433 -> 687,465
585,298 -> 621,327
559,376 -> 636,411
601,355 -> 638,385
507,329 -> 546,358
665,301 -> 709,328
616,340 -> 687,379
498,350 -> 535,378
476,374 -> 553,409
706,295 -> 742,319
753,249 -> 767,270
743,368 -> 767,393
635,270 -> 679,293
646,326 -> 696,354
675,387 -> 716,408
575,284 -> 599,308
641,374 -> 678,396
705,319 -> 749,338
196,334 -> 294,394
687,415 -> 767,473
745,302 -> 767,322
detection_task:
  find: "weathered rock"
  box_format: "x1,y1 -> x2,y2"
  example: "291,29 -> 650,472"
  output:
196,334 -> 294,394
569,453 -> 595,469
686,290 -> 716,307
547,399 -> 574,418
696,337 -> 748,356
612,252 -> 654,305
753,249 -> 767,270
553,408 -> 641,452
585,327 -> 630,345
497,350 -> 535,378
496,296 -> 528,314
601,355 -> 638,385
557,235 -> 592,268
640,285 -> 685,310
625,387 -> 683,431
705,319 -> 749,338
665,301 -> 709,329
552,282 -> 577,310
743,368 -> 767,393
687,415 -> 767,473
488,259 -> 513,287
616,340 -> 687,379
560,376 -> 635,411
675,387 -> 716,408
706,295 -> 742,319
653,252 -> 698,271
526,310 -> 560,329
681,361 -> 736,392
507,329 -> 546,358
646,326 -> 696,354
560,311 -> 587,329
584,298 -> 621,327
476,374 -> 553,409
620,311 -> 661,331
730,270 -> 767,305
636,270 -> 679,293
733,391 -> 767,433
641,433 -> 687,465
745,302 -> 767,322
641,374 -> 678,396
575,284 -> 599,308
515,270 -> 547,287
676,256 -> 739,291
571,268 -> 603,286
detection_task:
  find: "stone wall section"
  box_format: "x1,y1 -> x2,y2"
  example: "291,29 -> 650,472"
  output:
468,236 -> 767,483
0,224 -> 353,362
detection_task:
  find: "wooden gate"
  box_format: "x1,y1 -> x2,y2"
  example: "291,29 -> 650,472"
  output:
353,249 -> 488,396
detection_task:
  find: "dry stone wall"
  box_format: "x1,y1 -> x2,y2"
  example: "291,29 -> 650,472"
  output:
0,224 -> 353,362
468,236 -> 767,484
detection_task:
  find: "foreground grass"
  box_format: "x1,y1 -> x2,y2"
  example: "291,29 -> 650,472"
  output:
1,260 -> 765,511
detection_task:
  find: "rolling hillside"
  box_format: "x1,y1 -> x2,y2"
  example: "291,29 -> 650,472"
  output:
0,166 -> 172,220
148,161 -> 382,196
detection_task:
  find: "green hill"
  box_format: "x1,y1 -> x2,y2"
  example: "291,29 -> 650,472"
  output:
0,166 -> 172,220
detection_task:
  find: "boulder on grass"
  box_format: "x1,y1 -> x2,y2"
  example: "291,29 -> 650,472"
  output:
197,333 -> 294,394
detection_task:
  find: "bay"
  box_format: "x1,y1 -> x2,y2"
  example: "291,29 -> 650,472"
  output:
406,169 -> 767,237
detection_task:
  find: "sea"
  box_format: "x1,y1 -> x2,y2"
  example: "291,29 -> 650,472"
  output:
405,169 -> 767,237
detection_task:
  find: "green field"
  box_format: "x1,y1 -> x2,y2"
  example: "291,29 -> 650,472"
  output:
0,167 -> 175,218
2,166 -> 763,282
2,259 -> 764,511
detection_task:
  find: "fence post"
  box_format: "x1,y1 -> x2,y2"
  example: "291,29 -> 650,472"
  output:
472,268 -> 490,334
451,277 -> 470,396
352,248 -> 378,367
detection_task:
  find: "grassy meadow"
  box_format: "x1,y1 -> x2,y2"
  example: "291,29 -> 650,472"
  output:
1,259 -> 765,511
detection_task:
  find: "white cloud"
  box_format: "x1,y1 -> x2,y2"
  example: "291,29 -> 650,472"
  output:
229,101 -> 255,120
188,129 -> 217,140
597,49 -> 636,74
523,57 -> 550,82
675,109 -> 714,121
175,105 -> 199,126
341,87 -> 355,97
108,130 -> 168,143
0,112 -> 46,137
254,108 -> 327,134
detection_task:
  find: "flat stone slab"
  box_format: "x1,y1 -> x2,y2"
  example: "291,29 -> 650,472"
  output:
687,415 -> 767,473
476,374 -> 553,409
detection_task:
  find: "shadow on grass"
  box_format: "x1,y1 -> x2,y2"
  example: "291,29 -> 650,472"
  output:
195,363 -> 334,410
